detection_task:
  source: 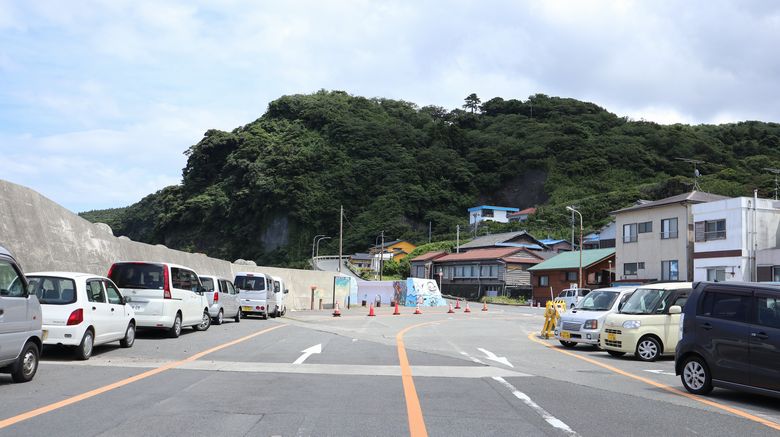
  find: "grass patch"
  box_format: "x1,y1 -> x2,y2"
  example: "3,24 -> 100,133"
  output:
482,296 -> 527,305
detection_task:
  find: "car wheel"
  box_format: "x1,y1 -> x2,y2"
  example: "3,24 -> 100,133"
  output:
607,350 -> 626,358
214,309 -> 224,325
10,341 -> 39,383
559,340 -> 577,348
194,310 -> 211,331
120,323 -> 135,348
75,329 -> 94,360
168,313 -> 182,338
234,308 -> 241,323
681,355 -> 713,395
636,336 -> 661,362
281,307 -> 286,317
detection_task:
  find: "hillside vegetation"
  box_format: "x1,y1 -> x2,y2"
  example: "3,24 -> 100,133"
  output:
80,91 -> 780,267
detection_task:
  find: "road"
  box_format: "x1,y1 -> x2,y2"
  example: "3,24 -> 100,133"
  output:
313,256 -> 363,280
1,304 -> 779,436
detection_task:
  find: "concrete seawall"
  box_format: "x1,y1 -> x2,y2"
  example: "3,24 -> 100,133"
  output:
0,179 -> 342,310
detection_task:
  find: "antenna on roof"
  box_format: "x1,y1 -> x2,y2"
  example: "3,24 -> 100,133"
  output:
764,168 -> 780,200
676,158 -> 705,191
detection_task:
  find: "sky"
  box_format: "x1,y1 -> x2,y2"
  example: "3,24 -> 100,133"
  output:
1,0 -> 779,212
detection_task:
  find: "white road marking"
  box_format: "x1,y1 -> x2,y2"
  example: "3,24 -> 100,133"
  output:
459,351 -> 486,365
477,347 -> 514,368
293,344 -> 322,364
492,376 -> 578,436
644,369 -> 676,376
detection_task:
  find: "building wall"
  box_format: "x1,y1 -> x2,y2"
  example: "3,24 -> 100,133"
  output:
530,258 -> 613,304
615,203 -> 692,282
470,209 -> 513,224
388,241 -> 417,260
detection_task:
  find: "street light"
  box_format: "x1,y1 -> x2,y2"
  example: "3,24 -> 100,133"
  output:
566,206 -> 584,289
311,234 -> 325,269
315,236 -> 331,259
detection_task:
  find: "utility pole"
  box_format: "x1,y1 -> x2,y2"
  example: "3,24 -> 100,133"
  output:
428,221 -> 432,243
380,230 -> 385,281
456,225 -> 460,253
338,205 -> 343,273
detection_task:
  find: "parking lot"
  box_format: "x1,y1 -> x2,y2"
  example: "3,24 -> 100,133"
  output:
1,304 -> 778,437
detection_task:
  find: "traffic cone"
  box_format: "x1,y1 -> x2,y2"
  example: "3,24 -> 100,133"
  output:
393,301 -> 401,315
454,299 -> 461,310
482,301 -> 488,312
368,304 -> 376,317
447,303 -> 455,314
332,301 -> 341,317
464,302 -> 471,313
414,304 -> 422,315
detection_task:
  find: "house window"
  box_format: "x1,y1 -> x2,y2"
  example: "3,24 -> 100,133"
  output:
624,263 -> 638,275
482,209 -> 494,218
539,275 -> 549,286
623,223 -> 637,243
565,271 -> 577,281
480,265 -> 498,278
772,267 -> 780,282
637,262 -> 645,270
638,221 -> 653,233
695,219 -> 726,242
707,268 -> 726,282
415,266 -> 426,278
661,260 -> 679,281
661,218 -> 678,239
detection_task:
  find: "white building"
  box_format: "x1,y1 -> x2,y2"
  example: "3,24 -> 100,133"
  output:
692,196 -> 780,282
613,191 -> 728,283
468,205 -> 519,225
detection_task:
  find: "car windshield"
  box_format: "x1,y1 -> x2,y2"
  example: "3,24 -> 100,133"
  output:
201,277 -> 215,292
234,276 -> 265,291
620,288 -> 674,314
576,291 -> 619,311
28,276 -> 78,305
109,263 -> 164,290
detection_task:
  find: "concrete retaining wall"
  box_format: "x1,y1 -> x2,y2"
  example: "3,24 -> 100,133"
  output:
0,179 -> 343,310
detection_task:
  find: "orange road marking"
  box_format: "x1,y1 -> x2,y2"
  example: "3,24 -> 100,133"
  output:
397,321 -> 441,437
0,324 -> 286,430
526,332 -> 780,432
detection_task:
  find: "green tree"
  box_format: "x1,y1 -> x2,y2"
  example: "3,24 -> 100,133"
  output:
463,93 -> 481,113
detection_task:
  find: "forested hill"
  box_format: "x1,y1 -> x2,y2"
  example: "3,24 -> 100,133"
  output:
80,91 -> 780,267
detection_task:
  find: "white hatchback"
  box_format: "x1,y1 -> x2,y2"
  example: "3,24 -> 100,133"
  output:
28,272 -> 136,360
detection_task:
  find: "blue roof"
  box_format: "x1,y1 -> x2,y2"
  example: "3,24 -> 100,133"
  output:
540,239 -> 568,245
495,242 -> 543,250
468,205 -> 520,213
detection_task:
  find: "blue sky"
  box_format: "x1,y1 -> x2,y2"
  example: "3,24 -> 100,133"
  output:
1,1 -> 779,212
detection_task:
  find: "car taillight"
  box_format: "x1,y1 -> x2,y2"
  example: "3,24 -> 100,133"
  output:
67,308 -> 83,326
107,264 -> 115,279
163,264 -> 171,299
214,291 -> 219,302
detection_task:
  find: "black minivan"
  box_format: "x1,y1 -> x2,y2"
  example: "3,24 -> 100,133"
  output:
676,281 -> 780,398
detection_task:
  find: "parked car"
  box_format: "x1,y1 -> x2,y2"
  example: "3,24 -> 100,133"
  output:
600,282 -> 691,361
0,245 -> 42,383
199,275 -> 240,325
555,287 -> 635,348
27,272 -> 135,360
557,288 -> 592,309
108,262 -> 210,337
676,281 -> 780,398
235,272 -> 271,319
269,276 -> 289,318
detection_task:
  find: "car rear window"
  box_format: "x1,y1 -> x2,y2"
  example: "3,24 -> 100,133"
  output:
28,276 -> 77,304
235,276 -> 265,291
201,277 -> 215,292
110,263 -> 164,290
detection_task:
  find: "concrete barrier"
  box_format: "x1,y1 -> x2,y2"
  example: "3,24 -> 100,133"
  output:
0,179 -> 344,310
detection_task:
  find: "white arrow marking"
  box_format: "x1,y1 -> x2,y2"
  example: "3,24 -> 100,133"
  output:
644,369 -> 676,376
293,344 -> 322,365
477,348 -> 514,368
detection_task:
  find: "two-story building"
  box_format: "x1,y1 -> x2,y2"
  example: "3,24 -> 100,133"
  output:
468,205 -> 519,225
583,221 -> 617,249
409,251 -> 447,279
528,248 -> 615,304
613,191 -> 728,283
692,196 -> 780,282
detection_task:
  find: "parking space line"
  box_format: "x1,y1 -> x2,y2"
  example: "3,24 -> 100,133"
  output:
397,321 -> 441,437
492,376 -> 578,436
0,324 -> 286,430
526,332 -> 780,432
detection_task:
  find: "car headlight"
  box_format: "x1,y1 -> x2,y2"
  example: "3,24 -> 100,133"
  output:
622,320 -> 641,329
583,319 -> 598,330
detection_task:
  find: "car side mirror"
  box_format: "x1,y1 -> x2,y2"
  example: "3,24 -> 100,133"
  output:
284,289 -> 289,294
669,305 -> 681,315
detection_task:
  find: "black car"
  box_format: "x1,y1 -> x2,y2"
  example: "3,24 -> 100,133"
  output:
675,281 -> 780,398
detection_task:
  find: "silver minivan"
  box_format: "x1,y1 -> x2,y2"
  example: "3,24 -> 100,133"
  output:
199,275 -> 240,325
0,245 -> 43,383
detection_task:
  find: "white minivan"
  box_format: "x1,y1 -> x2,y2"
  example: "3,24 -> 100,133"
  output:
108,262 -> 211,337
235,272 -> 271,319
269,276 -> 289,318
200,275 -> 240,325
28,272 -> 136,360
557,288 -> 592,309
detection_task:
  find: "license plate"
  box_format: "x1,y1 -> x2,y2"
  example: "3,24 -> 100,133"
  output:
607,333 -> 617,341
242,306 -> 254,312
42,330 -> 48,341
561,331 -> 571,339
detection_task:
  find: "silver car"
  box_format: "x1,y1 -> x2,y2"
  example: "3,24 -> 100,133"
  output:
199,275 -> 240,325
0,245 -> 43,383
555,287 -> 635,348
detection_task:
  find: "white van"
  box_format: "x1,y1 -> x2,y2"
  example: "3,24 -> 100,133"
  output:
269,276 -> 289,318
557,288 -> 592,309
235,272 -> 271,319
108,262 -> 211,337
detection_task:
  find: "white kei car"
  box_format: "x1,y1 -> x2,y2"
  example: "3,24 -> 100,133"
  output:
555,287 -> 635,348
28,272 -> 136,360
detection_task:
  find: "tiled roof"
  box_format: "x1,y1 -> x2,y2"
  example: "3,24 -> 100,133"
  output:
500,255 -> 542,264
435,247 -> 523,262
611,191 -> 729,214
410,251 -> 447,262
350,253 -> 372,260
528,248 -> 615,271
459,231 -> 543,250
509,207 -> 537,216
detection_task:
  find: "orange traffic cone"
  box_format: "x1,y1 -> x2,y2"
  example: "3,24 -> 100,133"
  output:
332,301 -> 341,317
454,299 -> 461,309
464,302 -> 471,313
414,304 -> 422,315
482,301 -> 488,312
393,301 -> 401,315
368,304 -> 376,317
447,303 -> 455,314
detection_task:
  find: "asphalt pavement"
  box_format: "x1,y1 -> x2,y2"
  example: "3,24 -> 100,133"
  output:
1,304 -> 778,436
